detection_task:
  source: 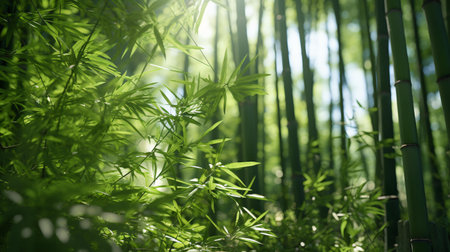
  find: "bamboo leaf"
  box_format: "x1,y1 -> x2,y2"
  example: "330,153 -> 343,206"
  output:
200,120 -> 223,139
221,168 -> 244,186
153,26 -> 166,58
238,237 -> 262,245
195,0 -> 210,33
225,162 -> 259,169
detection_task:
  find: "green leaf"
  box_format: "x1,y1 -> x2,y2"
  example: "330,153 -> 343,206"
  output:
340,220 -> 347,237
199,120 -> 222,140
195,0 -> 210,33
205,138 -> 231,145
225,162 -> 259,169
219,51 -> 228,84
153,26 -> 166,58
221,168 -> 245,186
249,210 -> 268,226
246,194 -> 267,201
238,237 -> 262,245
206,215 -> 221,233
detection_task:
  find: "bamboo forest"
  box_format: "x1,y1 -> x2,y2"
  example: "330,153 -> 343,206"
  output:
2,0 -> 450,251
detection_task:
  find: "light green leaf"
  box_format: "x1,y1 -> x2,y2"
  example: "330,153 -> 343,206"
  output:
153,26 -> 166,58
225,162 -> 259,169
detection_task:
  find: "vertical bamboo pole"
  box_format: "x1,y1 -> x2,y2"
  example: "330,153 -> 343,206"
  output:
294,0 -> 321,174
360,0 -> 382,184
409,0 -> 447,224
275,0 -> 305,211
422,0 -> 450,147
235,0 -> 261,211
255,0 -> 266,198
331,0 -> 348,191
385,0 -> 431,250
376,0 -> 400,250
273,0 -> 288,211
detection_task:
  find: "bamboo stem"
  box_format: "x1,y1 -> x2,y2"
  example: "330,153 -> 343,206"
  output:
385,0 -> 431,250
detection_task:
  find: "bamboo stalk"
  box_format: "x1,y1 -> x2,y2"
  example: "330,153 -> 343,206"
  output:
325,2 -> 336,199
235,0 -> 261,211
422,2 -> 450,194
360,0 -> 382,184
331,0 -> 348,191
294,0 -> 321,174
273,0 -> 288,212
410,0 -> 447,224
385,0 -> 431,250
275,0 -> 305,211
255,0 -> 266,199
376,1 -> 400,249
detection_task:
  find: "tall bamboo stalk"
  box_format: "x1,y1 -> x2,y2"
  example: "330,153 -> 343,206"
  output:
325,3 -> 335,194
385,0 -> 431,250
211,5 -> 221,142
360,0 -> 382,184
294,0 -> 321,174
410,0 -> 447,223
376,1 -> 400,250
331,0 -> 348,191
235,0 -> 261,211
422,0 -> 450,147
255,0 -> 266,198
273,0 -> 288,212
275,0 -> 305,211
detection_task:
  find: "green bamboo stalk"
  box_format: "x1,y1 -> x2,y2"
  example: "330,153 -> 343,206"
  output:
207,5 -> 221,237
385,0 -> 431,251
410,0 -> 447,224
294,0 -> 321,174
273,0 -> 288,212
225,0 -> 243,163
255,0 -> 266,198
275,0 -> 305,211
331,0 -> 348,191
235,0 -> 261,211
212,5 -> 221,142
325,4 -> 335,194
422,0 -> 450,172
360,0 -> 382,184
375,1 -> 400,250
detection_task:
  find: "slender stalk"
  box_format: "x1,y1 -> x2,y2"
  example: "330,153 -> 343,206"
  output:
255,0 -> 266,198
360,0 -> 382,184
235,0 -> 261,211
376,1 -> 400,250
273,0 -> 288,212
422,0 -> 450,146
331,0 -> 348,191
275,0 -> 305,211
385,0 -> 431,250
206,5 -> 221,237
294,0 -> 321,174
212,5 -> 221,141
225,0 -> 243,163
325,4 -> 335,194
410,0 -> 447,224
